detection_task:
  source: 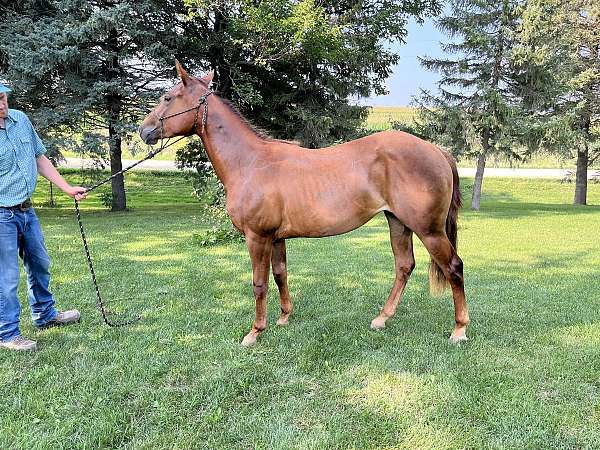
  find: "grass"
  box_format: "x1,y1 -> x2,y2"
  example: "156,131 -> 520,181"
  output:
2,171 -> 600,449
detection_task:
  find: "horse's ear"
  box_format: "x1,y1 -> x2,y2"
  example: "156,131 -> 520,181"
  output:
175,59 -> 190,86
201,71 -> 214,87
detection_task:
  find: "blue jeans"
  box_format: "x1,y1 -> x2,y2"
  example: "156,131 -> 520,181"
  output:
0,207 -> 57,341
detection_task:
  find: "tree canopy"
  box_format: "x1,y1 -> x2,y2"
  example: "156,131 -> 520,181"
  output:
417,0 -> 599,208
515,0 -> 600,205
179,0 -> 442,148
0,0 -> 194,210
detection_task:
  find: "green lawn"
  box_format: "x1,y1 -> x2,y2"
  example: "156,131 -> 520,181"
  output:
2,172 -> 600,449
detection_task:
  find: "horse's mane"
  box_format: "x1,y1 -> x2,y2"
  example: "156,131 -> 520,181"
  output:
218,96 -> 299,145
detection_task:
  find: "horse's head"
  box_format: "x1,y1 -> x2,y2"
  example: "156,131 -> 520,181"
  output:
139,61 -> 214,145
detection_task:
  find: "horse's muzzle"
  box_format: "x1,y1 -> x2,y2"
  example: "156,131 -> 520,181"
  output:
139,125 -> 159,145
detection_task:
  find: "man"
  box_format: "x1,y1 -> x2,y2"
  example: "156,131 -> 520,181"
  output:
0,82 -> 87,351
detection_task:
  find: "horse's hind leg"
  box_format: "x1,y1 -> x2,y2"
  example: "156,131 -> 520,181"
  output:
272,239 -> 293,326
419,232 -> 469,343
371,212 -> 415,330
241,231 -> 273,347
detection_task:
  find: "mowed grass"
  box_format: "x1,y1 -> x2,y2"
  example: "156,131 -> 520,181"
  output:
1,171 -> 600,449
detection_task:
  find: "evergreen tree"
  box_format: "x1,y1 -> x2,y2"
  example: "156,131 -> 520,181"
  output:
416,0 -> 526,210
0,0 -> 194,210
516,0 -> 599,205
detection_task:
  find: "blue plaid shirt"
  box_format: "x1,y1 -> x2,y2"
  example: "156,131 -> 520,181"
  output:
0,109 -> 47,207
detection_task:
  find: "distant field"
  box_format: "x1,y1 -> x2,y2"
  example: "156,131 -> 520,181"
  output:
364,106 -> 418,131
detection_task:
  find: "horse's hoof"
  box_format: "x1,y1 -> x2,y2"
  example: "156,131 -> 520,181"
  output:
370,317 -> 386,330
449,333 -> 468,344
276,315 -> 290,326
241,333 -> 257,347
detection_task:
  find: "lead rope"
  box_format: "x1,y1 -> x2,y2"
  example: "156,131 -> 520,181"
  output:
74,135 -> 184,327
75,91 -> 211,327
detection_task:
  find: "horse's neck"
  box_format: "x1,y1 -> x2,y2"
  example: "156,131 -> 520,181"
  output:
199,98 -> 264,189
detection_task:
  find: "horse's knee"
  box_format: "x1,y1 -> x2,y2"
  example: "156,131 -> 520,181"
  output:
253,281 -> 268,298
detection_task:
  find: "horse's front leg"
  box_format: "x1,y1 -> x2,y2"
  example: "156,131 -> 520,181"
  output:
241,231 -> 273,347
272,239 -> 293,326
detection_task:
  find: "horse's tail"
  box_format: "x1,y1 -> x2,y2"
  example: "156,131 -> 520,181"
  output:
429,148 -> 462,296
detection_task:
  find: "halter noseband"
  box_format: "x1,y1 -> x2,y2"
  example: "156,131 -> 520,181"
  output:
155,90 -> 213,138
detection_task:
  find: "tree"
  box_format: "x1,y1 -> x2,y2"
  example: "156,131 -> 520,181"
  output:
516,0 -> 599,205
0,0 -> 195,210
416,0 -> 527,210
179,0 -> 442,148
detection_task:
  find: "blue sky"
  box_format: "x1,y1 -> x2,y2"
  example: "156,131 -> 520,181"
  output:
366,17 -> 447,107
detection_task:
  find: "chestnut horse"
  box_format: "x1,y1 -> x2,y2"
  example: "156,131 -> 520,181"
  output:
139,62 -> 469,347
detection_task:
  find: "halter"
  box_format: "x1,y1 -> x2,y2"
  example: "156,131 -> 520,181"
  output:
154,90 -> 213,139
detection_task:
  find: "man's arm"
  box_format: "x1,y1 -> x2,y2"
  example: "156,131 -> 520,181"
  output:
36,155 -> 87,201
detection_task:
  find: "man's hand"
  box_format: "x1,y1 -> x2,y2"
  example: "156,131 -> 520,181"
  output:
65,186 -> 88,201
36,156 -> 88,201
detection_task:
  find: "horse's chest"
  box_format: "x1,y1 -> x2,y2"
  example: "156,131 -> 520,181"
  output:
226,197 -> 244,229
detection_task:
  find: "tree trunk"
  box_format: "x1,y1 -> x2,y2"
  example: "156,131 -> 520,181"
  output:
470,11 -> 503,212
573,145 -> 588,205
471,151 -> 487,211
211,9 -> 230,96
106,28 -> 126,211
108,100 -> 126,211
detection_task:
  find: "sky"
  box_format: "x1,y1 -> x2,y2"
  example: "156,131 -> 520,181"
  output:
365,17 -> 447,107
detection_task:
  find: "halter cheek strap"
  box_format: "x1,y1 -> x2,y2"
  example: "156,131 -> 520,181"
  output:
155,90 -> 213,138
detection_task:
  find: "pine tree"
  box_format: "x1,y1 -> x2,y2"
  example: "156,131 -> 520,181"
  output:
516,0 -> 599,205
417,0 -> 526,210
0,0 -> 194,210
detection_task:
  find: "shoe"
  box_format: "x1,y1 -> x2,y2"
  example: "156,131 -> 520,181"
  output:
0,335 -> 38,351
37,310 -> 81,329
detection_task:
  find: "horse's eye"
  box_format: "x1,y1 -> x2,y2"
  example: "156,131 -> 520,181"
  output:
164,96 -> 172,102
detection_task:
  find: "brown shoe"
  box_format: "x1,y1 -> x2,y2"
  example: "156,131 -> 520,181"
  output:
37,310 -> 81,329
0,336 -> 38,351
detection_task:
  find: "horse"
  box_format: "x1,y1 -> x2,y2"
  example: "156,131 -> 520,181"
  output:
139,61 -> 469,347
